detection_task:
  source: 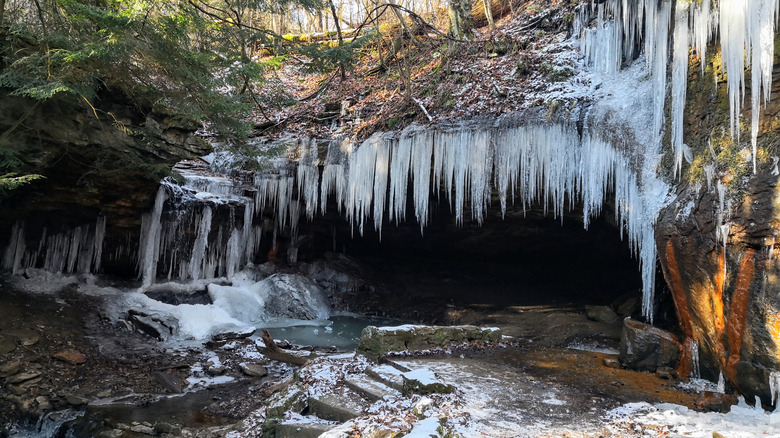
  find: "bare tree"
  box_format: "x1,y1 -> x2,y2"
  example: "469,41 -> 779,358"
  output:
447,0 -> 473,39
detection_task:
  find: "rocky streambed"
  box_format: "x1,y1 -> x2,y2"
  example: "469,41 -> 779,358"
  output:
0,267 -> 767,438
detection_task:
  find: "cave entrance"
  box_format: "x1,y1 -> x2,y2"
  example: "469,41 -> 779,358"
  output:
300,197 -> 646,335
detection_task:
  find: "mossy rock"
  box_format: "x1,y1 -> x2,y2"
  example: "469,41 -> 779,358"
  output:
262,384 -> 307,436
357,325 -> 502,360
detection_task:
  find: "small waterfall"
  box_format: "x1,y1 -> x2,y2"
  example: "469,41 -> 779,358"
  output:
136,170 -> 259,287
8,409 -> 84,438
718,371 -> 726,394
139,184 -> 168,287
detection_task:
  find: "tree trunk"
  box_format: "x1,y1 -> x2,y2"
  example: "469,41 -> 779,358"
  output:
0,0 -> 5,27
483,0 -> 494,30
448,0 -> 473,39
328,0 -> 346,80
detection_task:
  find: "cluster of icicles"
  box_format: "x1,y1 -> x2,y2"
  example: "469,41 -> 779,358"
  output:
2,218 -> 107,276
579,0 -> 779,176
131,124 -> 662,320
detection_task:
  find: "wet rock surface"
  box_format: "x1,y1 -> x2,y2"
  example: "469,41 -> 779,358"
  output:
620,318 -> 682,372
657,176 -> 780,405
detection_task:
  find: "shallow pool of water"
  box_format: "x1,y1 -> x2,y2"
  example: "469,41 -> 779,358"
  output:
265,314 -> 407,350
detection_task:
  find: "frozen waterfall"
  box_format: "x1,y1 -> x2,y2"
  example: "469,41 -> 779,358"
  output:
160,121 -> 664,322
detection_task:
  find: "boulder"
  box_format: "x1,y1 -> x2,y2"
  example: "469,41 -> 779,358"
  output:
262,384 -> 307,435
619,318 -> 681,372
585,305 -> 619,323
206,358 -> 226,376
257,274 -> 331,320
128,310 -> 178,341
307,394 -> 365,422
614,296 -> 641,317
239,363 -> 268,378
357,325 -> 502,360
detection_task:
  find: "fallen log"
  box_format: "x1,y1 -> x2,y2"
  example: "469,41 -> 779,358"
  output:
471,0 -> 516,27
257,328 -> 311,366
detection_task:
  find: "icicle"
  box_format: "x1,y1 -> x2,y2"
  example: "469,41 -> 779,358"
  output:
93,216 -> 106,272
717,371 -> 726,393
704,164 -> 715,190
139,186 -> 168,287
770,371 -> 780,409
580,0 -> 623,74
671,2 -> 690,178
652,1 -> 671,141
690,340 -> 701,379
320,139 -> 351,215
2,221 -> 26,275
225,229 -> 241,280
297,138 -> 320,219
411,130 -> 434,231
388,136 -> 413,224
748,0 -> 778,174
691,0 -> 714,74
720,0 -> 747,141
345,133 -> 389,236
242,200 -> 255,264
188,206 -> 212,280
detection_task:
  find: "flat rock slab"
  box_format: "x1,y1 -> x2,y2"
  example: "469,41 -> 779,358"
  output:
357,325 -> 502,360
0,361 -> 22,378
365,364 -> 405,392
308,394 -> 365,422
7,371 -> 41,385
210,325 -> 256,343
345,374 -> 401,401
401,369 -> 454,395
154,371 -> 186,394
53,349 -> 87,365
276,419 -> 336,438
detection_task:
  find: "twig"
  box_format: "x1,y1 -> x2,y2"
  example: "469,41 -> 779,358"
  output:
412,97 -> 433,122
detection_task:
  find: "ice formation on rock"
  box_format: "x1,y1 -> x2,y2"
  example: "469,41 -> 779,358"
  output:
2,217 -> 107,276
137,173 -> 259,287
168,121 -> 662,320
577,0 -> 779,174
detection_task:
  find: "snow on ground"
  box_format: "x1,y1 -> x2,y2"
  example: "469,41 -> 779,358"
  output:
606,398 -> 780,437
238,353 -> 780,438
